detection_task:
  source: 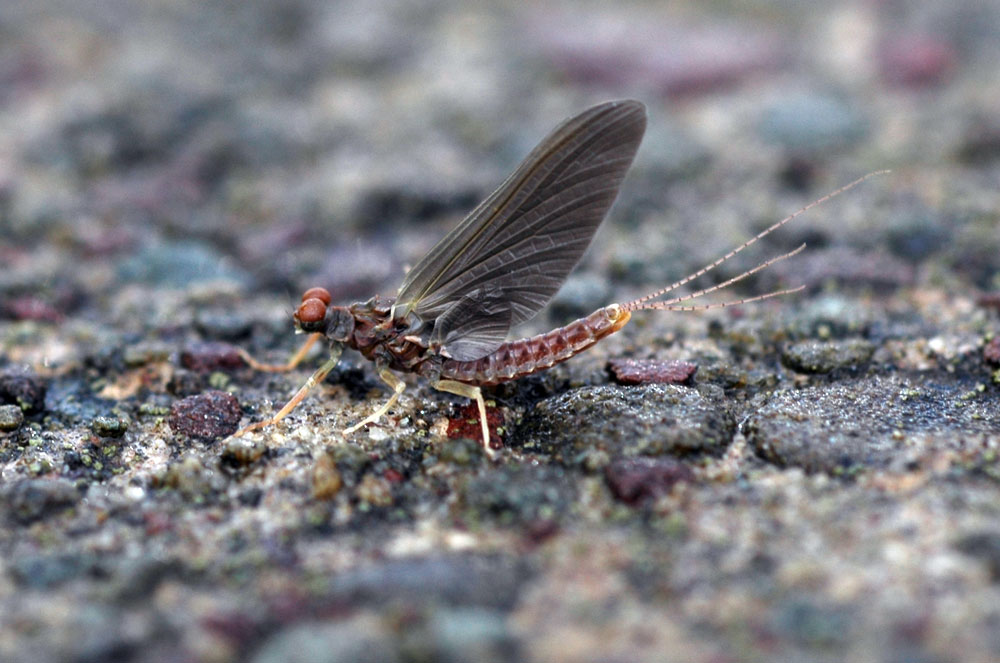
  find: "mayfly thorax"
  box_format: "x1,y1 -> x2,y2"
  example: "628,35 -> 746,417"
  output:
233,99 -> 885,458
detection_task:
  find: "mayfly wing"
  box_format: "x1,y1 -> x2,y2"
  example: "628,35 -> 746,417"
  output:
394,99 -> 647,359
429,288 -> 511,361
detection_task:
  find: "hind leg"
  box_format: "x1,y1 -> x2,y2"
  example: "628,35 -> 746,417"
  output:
432,379 -> 496,459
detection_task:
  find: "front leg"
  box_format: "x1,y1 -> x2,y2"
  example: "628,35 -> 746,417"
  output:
432,379 -> 497,460
342,367 -> 406,436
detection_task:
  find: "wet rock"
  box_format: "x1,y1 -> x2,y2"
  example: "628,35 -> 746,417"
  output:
510,384 -> 736,463
758,93 -> 867,154
604,457 -> 695,505
179,341 -> 246,372
326,554 -> 531,610
0,403 -> 24,431
607,358 -> 697,385
781,339 -> 874,374
168,390 -> 242,441
745,375 -> 1000,473
91,415 -> 129,438
4,478 -> 81,524
954,531 -> 1000,581
251,616 -> 400,663
0,368 -> 47,414
461,465 -> 575,526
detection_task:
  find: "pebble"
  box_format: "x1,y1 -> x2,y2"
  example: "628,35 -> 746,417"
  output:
180,342 -> 246,373
168,390 -> 242,441
880,35 -> 956,87
0,403 -> 24,431
220,436 -> 267,466
781,339 -> 875,374
91,415 -> 129,438
607,358 -> 697,385
984,338 -> 1000,365
604,457 -> 695,505
0,368 -> 47,414
311,452 -> 343,500
193,312 -> 255,342
511,384 -> 735,463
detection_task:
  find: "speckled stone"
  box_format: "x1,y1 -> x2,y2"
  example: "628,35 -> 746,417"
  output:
0,404 -> 24,431
510,384 -> 736,464
781,339 -> 875,374
91,415 -> 129,438
745,375 -> 1000,473
168,390 -> 242,441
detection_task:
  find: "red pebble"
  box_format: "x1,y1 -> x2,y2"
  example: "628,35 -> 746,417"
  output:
607,358 -> 697,385
446,401 -> 504,449
168,390 -> 242,441
984,338 -> 1000,366
605,457 -> 695,505
180,342 -> 246,373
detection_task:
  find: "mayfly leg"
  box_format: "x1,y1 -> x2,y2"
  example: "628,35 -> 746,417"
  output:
342,367 -> 407,436
236,332 -> 323,373
431,380 -> 493,459
233,345 -> 342,437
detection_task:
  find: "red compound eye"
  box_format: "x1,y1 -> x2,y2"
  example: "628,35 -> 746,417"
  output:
296,297 -> 328,324
300,287 -> 331,305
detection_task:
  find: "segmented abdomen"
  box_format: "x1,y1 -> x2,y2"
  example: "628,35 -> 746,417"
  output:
437,305 -> 631,386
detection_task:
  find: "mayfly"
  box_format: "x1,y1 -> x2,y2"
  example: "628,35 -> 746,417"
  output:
234,100 -> 883,457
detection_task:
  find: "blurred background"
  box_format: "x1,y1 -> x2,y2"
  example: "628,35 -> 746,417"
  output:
3,0 -> 999,342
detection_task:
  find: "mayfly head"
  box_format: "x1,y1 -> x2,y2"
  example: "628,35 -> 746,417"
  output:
293,286 -> 355,343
